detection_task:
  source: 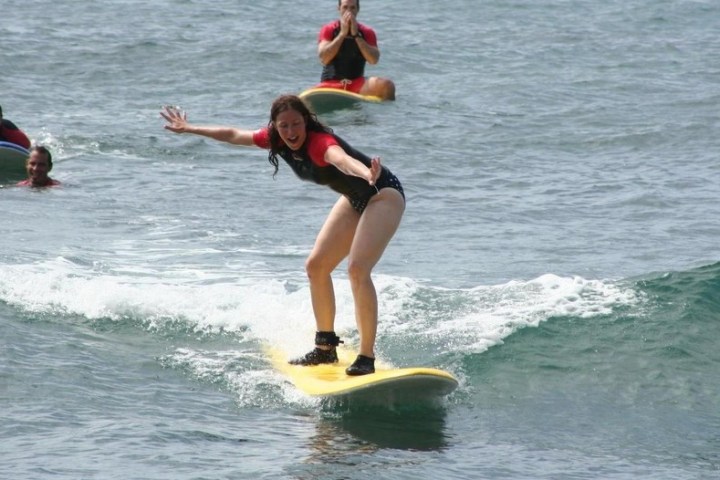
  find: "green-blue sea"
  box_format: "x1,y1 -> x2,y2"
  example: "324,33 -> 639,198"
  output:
2,0 -> 719,478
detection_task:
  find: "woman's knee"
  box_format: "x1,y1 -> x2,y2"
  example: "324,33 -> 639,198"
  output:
305,254 -> 334,279
347,258 -> 373,285
305,255 -> 321,278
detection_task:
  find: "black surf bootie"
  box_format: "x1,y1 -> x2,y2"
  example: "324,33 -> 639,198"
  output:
345,355 -> 375,376
289,331 -> 343,366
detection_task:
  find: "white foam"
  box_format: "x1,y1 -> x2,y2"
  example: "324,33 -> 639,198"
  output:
0,259 -> 641,404
419,273 -> 641,355
0,260 -> 637,345
0,257 -> 357,350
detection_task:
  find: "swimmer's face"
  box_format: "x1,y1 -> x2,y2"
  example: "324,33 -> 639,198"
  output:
26,150 -> 52,185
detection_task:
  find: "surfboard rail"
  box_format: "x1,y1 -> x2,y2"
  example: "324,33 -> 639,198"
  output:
299,87 -> 383,113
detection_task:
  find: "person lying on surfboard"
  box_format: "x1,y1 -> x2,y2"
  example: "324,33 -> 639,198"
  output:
16,146 -> 60,188
0,104 -> 32,150
160,95 -> 404,375
315,0 -> 396,101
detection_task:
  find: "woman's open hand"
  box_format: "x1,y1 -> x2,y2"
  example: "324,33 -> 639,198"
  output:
161,105 -> 189,133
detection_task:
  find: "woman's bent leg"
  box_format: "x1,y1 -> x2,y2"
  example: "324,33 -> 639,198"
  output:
304,197 -> 358,345
347,189 -> 405,359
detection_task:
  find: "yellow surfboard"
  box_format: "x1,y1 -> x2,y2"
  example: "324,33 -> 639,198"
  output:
270,347 -> 458,401
299,87 -> 382,114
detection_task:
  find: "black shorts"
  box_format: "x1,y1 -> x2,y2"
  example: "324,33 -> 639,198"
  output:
348,171 -> 405,213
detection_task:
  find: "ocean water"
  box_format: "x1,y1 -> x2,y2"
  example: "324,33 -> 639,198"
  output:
2,0 -> 719,478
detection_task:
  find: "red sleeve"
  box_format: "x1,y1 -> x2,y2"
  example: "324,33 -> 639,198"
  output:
318,21 -> 340,42
358,24 -> 377,47
306,132 -> 338,166
252,127 -> 271,149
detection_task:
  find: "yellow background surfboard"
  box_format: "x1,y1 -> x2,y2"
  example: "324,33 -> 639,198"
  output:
270,347 -> 458,401
299,87 -> 382,114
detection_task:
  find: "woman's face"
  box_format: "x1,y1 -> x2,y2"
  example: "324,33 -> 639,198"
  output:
274,108 -> 307,151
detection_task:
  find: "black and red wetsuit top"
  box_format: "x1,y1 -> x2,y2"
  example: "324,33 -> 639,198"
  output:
252,127 -> 403,213
318,20 -> 378,81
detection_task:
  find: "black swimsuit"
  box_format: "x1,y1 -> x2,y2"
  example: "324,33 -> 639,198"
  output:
279,132 -> 404,213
